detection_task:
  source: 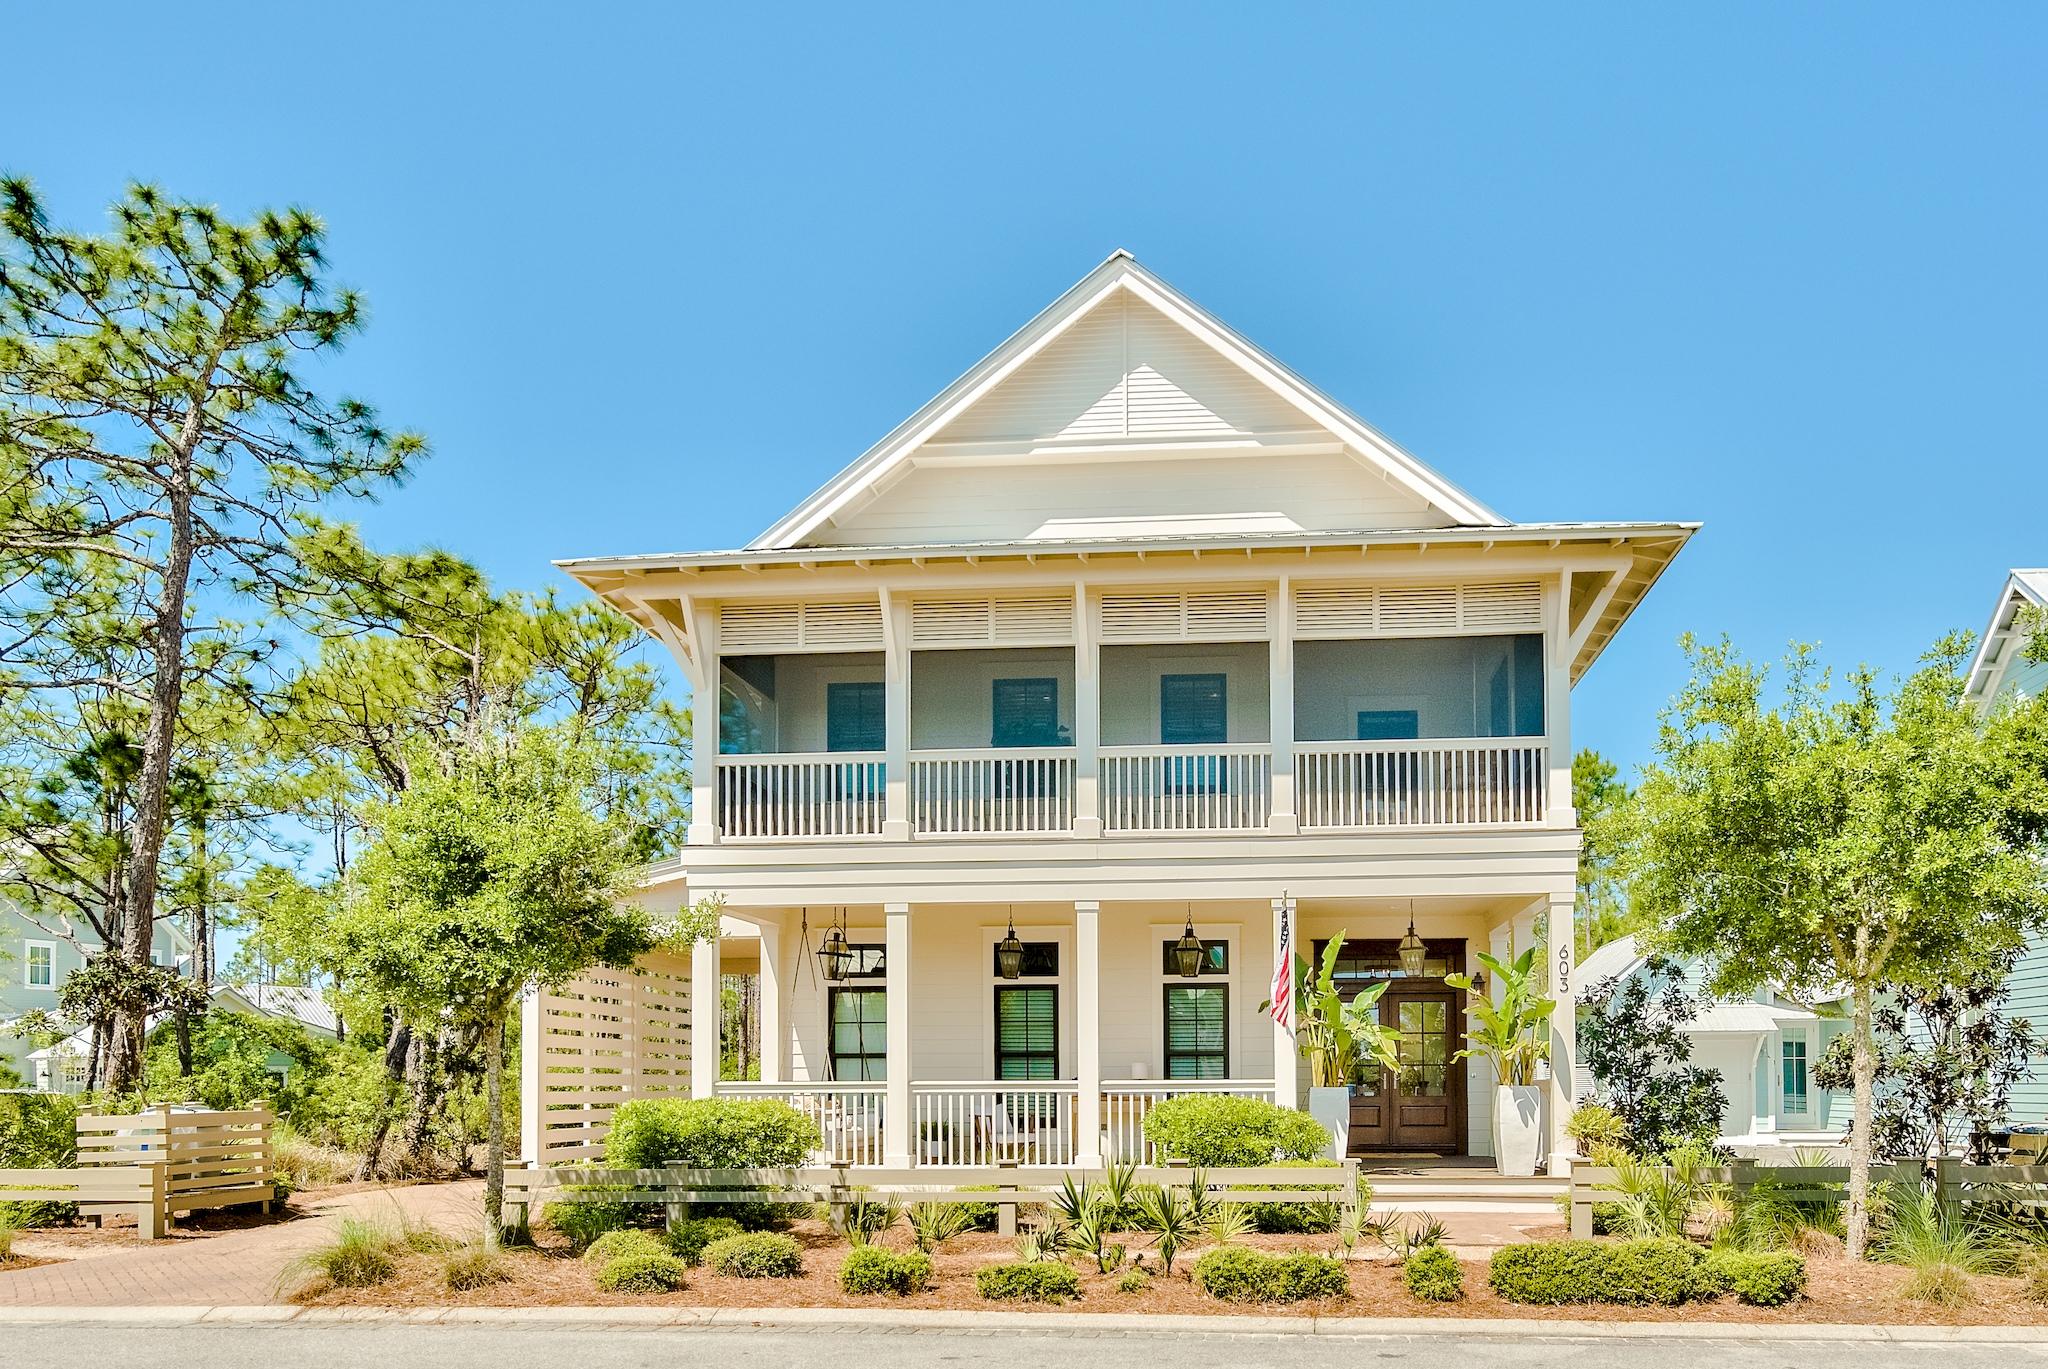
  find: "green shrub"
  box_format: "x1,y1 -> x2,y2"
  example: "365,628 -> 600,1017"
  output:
443,1242 -> 512,1292
541,1189 -> 634,1250
0,1214 -> 18,1265
1235,1158 -> 1366,1234
1403,1244 -> 1464,1302
703,1230 -> 804,1278
1191,1246 -> 1349,1303
596,1250 -> 688,1293
976,1260 -> 1082,1302
1604,1237 -> 1706,1306
0,1091 -> 79,1227
1488,1240 -> 1612,1304
1702,1249 -> 1806,1307
1566,1102 -> 1630,1154
666,1215 -> 744,1265
279,1216 -> 398,1298
839,1246 -> 934,1295
1115,1268 -> 1150,1294
582,1228 -> 666,1266
1141,1094 -> 1329,1166
604,1097 -> 820,1168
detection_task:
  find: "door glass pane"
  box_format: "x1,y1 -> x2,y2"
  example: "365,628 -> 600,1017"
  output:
1396,1000 -> 1449,1098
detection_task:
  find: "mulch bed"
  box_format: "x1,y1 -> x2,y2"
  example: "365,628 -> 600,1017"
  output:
297,1214 -> 2048,1324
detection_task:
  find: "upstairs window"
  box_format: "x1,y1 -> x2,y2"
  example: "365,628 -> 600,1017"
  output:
1356,709 -> 1420,741
25,941 -> 54,988
826,680 -> 886,752
992,677 -> 1062,747
1160,673 -> 1228,745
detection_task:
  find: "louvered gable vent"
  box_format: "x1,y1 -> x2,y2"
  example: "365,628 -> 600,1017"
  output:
910,595 -> 1074,648
1100,588 -> 1271,642
1291,582 -> 1544,638
718,600 -> 884,652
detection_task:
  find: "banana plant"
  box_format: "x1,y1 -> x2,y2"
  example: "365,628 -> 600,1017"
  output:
1445,946 -> 1556,1087
1293,934 -> 1406,1088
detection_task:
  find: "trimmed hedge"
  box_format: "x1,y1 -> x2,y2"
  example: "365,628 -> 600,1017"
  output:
976,1260 -> 1082,1303
595,1250 -> 688,1293
1403,1245 -> 1464,1302
1141,1094 -> 1330,1166
1490,1239 -> 1718,1306
581,1229 -> 665,1266
605,1097 -> 821,1168
1237,1158 -> 1367,1234
839,1246 -> 934,1296
1191,1246 -> 1350,1303
1702,1250 -> 1807,1307
703,1230 -> 804,1278
667,1216 -> 744,1265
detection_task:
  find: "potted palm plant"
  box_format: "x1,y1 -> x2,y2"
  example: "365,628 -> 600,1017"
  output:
1446,947 -> 1556,1176
1291,936 -> 1404,1159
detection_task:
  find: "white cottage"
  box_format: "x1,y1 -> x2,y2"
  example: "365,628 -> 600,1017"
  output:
525,251 -> 1695,1176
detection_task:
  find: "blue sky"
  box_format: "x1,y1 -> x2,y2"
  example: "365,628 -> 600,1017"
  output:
9,4 -> 2044,779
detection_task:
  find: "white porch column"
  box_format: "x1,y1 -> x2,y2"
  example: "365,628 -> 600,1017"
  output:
883,903 -> 913,1166
1271,895 -> 1299,1108
690,934 -> 720,1098
1544,572 -> 1576,826
687,599 -> 720,846
1546,891 -> 1579,1174
1072,583 -> 1102,838
1075,900 -> 1103,1165
757,918 -> 784,1084
881,590 -> 912,840
1268,577 -> 1298,834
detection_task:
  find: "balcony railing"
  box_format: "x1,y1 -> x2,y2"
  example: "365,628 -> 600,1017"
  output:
912,1082 -> 1078,1166
713,1081 -> 886,1165
1297,738 -> 1548,829
1101,744 -> 1272,834
716,752 -> 885,839
910,748 -> 1075,836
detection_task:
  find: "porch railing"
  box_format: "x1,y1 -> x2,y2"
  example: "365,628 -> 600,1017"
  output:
912,1082 -> 1078,1166
1101,1080 -> 1279,1163
713,1081 -> 886,1165
910,749 -> 1075,836
1100,745 -> 1272,834
1297,738 -> 1548,829
716,752 -> 886,839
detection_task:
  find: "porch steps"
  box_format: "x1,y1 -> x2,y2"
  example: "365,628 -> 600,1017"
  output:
1360,1169 -> 1567,1217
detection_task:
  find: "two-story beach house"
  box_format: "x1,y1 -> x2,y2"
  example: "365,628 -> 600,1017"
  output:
523,251 -> 1694,1177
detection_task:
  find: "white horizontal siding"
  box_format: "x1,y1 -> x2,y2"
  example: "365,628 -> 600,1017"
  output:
812,450 -> 1444,547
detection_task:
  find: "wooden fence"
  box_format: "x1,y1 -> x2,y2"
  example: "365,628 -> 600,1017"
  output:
520,950 -> 693,1166
74,1102 -> 277,1228
0,1165 -> 164,1239
506,1159 -> 1363,1238
1569,1157 -> 2048,1239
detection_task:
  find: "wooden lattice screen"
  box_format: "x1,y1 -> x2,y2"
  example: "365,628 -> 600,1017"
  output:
520,949 -> 693,1164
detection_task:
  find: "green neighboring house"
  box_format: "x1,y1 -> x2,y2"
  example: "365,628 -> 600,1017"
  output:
1964,567 -> 2048,1130
0,900 -> 191,1089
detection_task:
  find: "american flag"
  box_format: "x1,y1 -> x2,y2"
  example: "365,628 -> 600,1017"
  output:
1269,897 -> 1294,1032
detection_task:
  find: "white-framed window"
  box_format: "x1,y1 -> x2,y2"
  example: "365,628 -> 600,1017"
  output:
1153,923 -> 1237,1079
24,940 -> 56,989
982,923 -> 1069,1080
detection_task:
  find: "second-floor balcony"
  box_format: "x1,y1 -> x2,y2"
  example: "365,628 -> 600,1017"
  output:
710,632 -> 1559,842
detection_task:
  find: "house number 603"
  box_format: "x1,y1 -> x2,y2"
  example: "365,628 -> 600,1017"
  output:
1556,946 -> 1571,993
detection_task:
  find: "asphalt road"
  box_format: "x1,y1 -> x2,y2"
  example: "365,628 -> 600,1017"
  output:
12,1321 -> 2048,1369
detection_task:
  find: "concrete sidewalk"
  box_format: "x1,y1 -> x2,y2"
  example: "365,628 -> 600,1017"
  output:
0,1180 -> 483,1307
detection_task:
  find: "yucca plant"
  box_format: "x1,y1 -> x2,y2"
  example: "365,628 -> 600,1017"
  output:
1201,1202 -> 1252,1247
1131,1183 -> 1199,1274
1877,1186 -> 1995,1306
906,1201 -> 975,1254
1072,1206 -> 1127,1273
1098,1158 -> 1139,1226
1051,1173 -> 1097,1227
1014,1223 -> 1069,1264
834,1195 -> 902,1248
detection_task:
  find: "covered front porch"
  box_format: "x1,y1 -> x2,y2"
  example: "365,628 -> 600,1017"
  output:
678,893 -> 1577,1173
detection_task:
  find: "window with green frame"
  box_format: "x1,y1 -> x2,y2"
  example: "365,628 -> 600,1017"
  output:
994,986 -> 1058,1080
826,680 -> 886,752
829,988 -> 887,1081
991,677 -> 1061,747
1164,985 -> 1227,1079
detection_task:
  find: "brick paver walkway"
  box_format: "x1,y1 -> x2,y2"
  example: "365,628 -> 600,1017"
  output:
0,1180 -> 484,1307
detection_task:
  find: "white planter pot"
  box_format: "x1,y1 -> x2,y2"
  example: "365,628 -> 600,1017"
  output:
1307,1086 -> 1351,1162
1494,1083 -> 1543,1176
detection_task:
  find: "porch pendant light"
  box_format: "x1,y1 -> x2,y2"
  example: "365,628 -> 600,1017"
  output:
817,908 -> 853,982
1396,904 -> 1427,979
996,910 -> 1025,981
1172,908 -> 1205,979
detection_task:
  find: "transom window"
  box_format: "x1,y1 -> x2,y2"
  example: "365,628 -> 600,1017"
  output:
1158,939 -> 1229,976
992,941 -> 1059,978
1310,938 -> 1459,982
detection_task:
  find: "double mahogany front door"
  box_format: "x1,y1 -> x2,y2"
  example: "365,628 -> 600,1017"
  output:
1312,938 -> 1467,1155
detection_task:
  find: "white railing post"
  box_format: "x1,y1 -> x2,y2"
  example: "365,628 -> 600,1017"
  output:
1075,901 -> 1102,1166
1073,584 -> 1102,838
1270,576 -> 1298,833
884,903 -> 913,1167
882,589 -> 913,840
